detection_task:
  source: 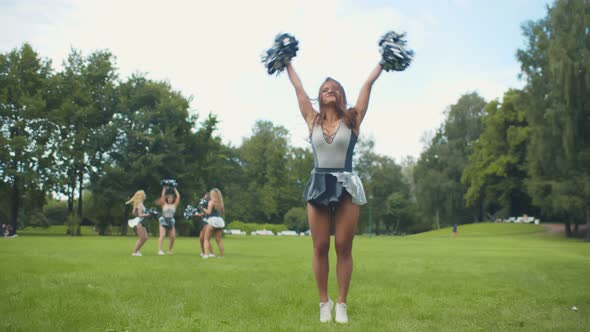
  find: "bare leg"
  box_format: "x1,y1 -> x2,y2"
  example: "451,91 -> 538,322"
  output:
158,225 -> 166,252
199,228 -> 205,254
168,227 -> 176,252
214,229 -> 224,257
203,225 -> 214,256
334,194 -> 359,304
133,224 -> 148,253
308,202 -> 332,303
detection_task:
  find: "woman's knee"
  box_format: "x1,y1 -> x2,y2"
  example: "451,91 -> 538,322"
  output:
313,239 -> 330,257
335,239 -> 352,257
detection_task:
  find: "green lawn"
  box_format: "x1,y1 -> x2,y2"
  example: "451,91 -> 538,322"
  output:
1,223 -> 589,331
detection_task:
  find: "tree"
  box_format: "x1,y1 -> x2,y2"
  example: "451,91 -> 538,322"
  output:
414,130 -> 453,230
0,43 -> 54,230
284,207 -> 308,232
355,137 -> 415,234
50,49 -> 118,231
461,89 -> 534,219
88,74 -> 219,235
415,92 -> 487,228
517,1 -> 590,238
236,120 -> 293,223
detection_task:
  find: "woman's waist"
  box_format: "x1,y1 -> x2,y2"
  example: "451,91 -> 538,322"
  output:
312,167 -> 353,173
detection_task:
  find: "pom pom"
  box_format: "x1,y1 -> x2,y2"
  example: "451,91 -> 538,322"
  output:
379,31 -> 414,72
184,205 -> 199,220
146,208 -> 159,217
261,33 -> 299,75
160,179 -> 177,187
198,198 -> 208,209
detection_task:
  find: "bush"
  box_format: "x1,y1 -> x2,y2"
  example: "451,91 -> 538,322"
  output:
66,214 -> 81,236
283,207 -> 308,232
27,211 -> 49,228
43,201 -> 69,225
175,220 -> 197,237
226,220 -> 288,234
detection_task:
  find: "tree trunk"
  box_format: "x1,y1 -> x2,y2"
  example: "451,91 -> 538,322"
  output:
68,187 -> 74,213
77,168 -> 83,217
77,167 -> 83,235
10,177 -> 20,231
435,209 -> 440,230
564,221 -> 572,238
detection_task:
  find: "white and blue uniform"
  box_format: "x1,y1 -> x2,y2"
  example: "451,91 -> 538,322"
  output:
207,207 -> 225,229
303,121 -> 366,206
159,203 -> 176,228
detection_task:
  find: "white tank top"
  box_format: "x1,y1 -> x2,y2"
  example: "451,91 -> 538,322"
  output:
162,204 -> 176,219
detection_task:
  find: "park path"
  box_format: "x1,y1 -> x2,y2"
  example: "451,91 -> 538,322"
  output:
542,223 -> 588,237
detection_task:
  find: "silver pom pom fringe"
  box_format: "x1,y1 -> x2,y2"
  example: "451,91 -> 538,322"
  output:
379,31 -> 414,72
261,33 -> 299,75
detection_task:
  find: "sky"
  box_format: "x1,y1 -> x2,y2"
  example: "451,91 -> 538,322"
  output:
0,0 -> 551,161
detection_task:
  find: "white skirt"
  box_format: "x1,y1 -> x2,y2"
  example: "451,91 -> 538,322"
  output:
207,216 -> 225,229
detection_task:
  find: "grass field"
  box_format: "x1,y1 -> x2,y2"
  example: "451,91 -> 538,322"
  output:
1,223 -> 589,331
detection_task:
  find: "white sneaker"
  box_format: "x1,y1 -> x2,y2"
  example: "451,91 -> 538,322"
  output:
335,303 -> 348,324
202,254 -> 209,259
158,250 -> 165,256
167,250 -> 173,255
319,299 -> 334,323
131,252 -> 142,257
199,253 -> 205,257
208,253 -> 216,258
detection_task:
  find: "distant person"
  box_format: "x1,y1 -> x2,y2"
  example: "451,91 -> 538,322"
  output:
452,224 -> 458,237
200,188 -> 225,258
8,224 -> 17,238
126,190 -> 150,256
158,186 -> 180,255
0,224 -> 5,237
194,192 -> 213,257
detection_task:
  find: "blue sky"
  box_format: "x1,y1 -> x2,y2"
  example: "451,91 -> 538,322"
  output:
0,0 -> 551,161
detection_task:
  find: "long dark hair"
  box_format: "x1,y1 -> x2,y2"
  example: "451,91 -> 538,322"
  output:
315,77 -> 358,129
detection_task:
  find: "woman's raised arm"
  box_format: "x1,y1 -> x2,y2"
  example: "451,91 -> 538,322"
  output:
354,64 -> 383,128
173,188 -> 180,207
287,63 -> 317,130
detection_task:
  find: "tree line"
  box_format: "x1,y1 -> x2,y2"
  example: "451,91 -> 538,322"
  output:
1,1 -> 588,238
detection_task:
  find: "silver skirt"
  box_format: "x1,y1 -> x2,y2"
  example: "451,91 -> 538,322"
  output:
207,216 -> 225,229
303,170 -> 367,206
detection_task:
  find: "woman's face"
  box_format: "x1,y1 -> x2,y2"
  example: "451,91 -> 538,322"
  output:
320,81 -> 341,106
166,195 -> 174,204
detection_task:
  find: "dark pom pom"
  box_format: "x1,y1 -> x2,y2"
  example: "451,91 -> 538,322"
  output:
184,205 -> 199,220
261,33 -> 299,75
198,199 -> 208,209
146,208 -> 159,217
379,31 -> 414,72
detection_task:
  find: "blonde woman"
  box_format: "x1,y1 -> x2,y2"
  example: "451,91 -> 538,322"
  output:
201,188 -> 225,258
126,190 -> 150,256
193,192 -> 214,257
